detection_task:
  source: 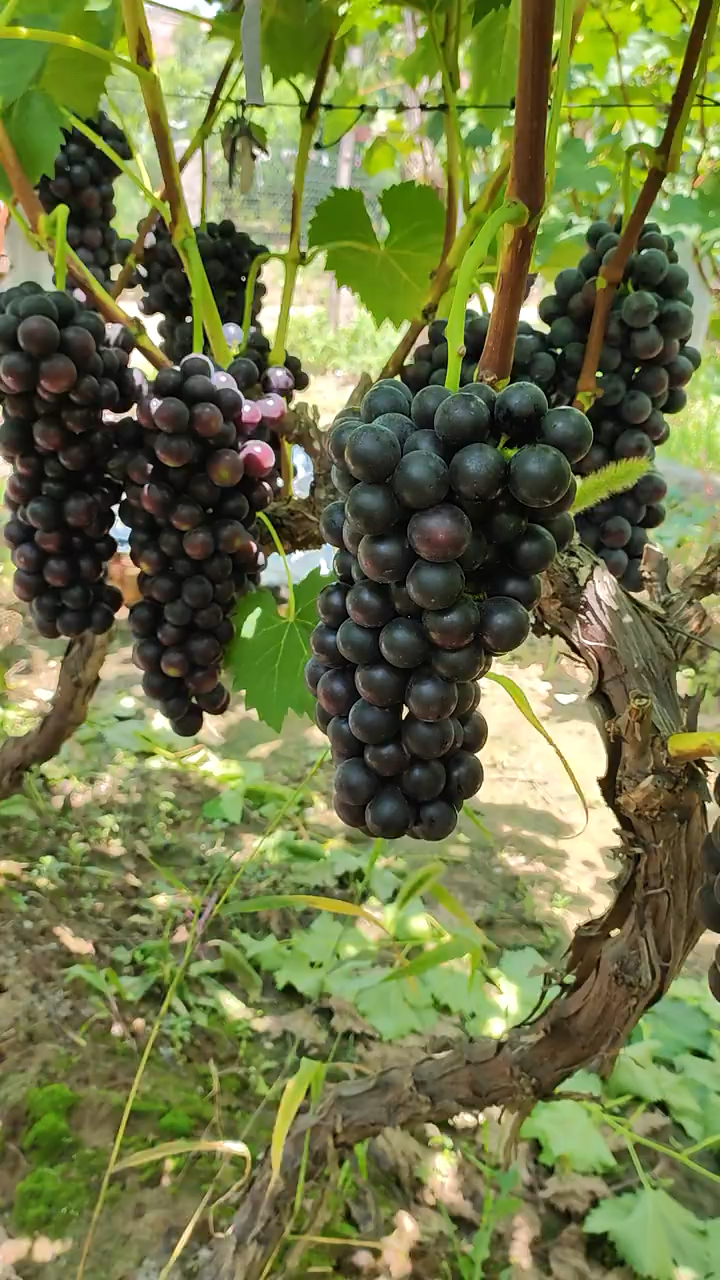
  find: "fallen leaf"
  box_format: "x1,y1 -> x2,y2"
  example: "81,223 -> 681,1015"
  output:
251,1007 -> 326,1046
549,1224 -> 631,1280
31,1238 -> 72,1263
508,1204 -> 541,1274
53,925 -> 95,956
0,1233 -> 28,1268
540,1174 -> 610,1216
0,860 -> 25,883
379,1210 -> 419,1280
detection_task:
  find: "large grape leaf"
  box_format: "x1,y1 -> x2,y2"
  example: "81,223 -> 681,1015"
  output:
520,1100 -> 617,1173
261,0 -> 340,81
0,89 -> 64,200
0,0 -> 118,113
307,182 -> 445,327
469,0 -> 519,127
584,1188 -> 709,1280
38,0 -> 119,117
225,568 -> 326,732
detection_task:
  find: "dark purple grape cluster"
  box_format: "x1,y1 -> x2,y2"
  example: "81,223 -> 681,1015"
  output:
699,782 -> 720,1002
37,113 -> 131,290
133,219 -> 309,398
0,282 -> 138,637
305,377 -> 588,840
540,218 -> 701,592
399,310 -> 557,398
120,354 -> 279,735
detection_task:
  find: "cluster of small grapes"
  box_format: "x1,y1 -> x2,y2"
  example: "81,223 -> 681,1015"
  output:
133,219 -> 309,397
0,283 -> 137,637
305,377 -> 588,840
399,311 -> 557,397
119,354 -> 279,736
37,113 -> 132,289
699,778 -> 720,1002
541,219 -> 701,591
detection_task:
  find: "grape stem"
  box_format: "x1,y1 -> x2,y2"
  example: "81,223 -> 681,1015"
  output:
479,0 -> 556,385
269,32 -> 336,367
428,1 -> 466,255
0,25 -> 155,78
240,251 -> 272,353
574,0 -> 720,406
120,0 -> 231,367
256,512 -> 296,622
444,199 -> 528,393
110,45 -> 240,299
545,0 -> 575,198
0,118 -> 170,369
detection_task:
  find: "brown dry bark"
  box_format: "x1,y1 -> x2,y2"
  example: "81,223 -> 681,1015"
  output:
0,633 -> 108,801
202,541 -> 709,1280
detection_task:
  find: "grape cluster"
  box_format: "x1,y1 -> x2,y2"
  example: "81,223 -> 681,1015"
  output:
0,283 -> 137,637
699,779 -> 720,1002
400,311 -> 557,398
306,377 -> 587,840
540,219 -> 701,591
37,113 -> 131,289
120,354 -> 279,735
133,218 -> 309,397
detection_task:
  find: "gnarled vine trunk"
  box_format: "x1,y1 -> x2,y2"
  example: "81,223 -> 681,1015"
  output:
202,543 -> 710,1280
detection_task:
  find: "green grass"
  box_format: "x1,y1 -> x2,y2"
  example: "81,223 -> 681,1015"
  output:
661,352 -> 720,473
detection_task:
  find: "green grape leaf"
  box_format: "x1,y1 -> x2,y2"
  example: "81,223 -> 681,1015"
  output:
363,136 -> 399,176
321,76 -> 363,147
262,0 -> 340,82
356,974 -> 437,1040
521,1100 -> 616,1173
226,569 -> 326,732
638,995 -> 712,1060
469,0 -> 519,128
307,182 -> 445,326
38,0 -> 119,116
0,89 -> 64,199
584,1188 -> 709,1280
554,138 -> 613,197
0,0 -> 118,115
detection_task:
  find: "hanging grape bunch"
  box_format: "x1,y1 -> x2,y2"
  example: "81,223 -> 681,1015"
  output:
305,377 -> 588,840
134,218 -> 309,394
0,282 -> 138,637
400,311 -> 557,398
36,113 -> 132,290
120,354 -> 280,736
540,218 -> 701,592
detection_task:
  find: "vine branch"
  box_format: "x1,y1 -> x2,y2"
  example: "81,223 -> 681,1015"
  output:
111,46 -> 239,299
575,0 -> 719,403
269,33 -> 336,366
479,0 -> 555,383
120,0 -> 231,366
